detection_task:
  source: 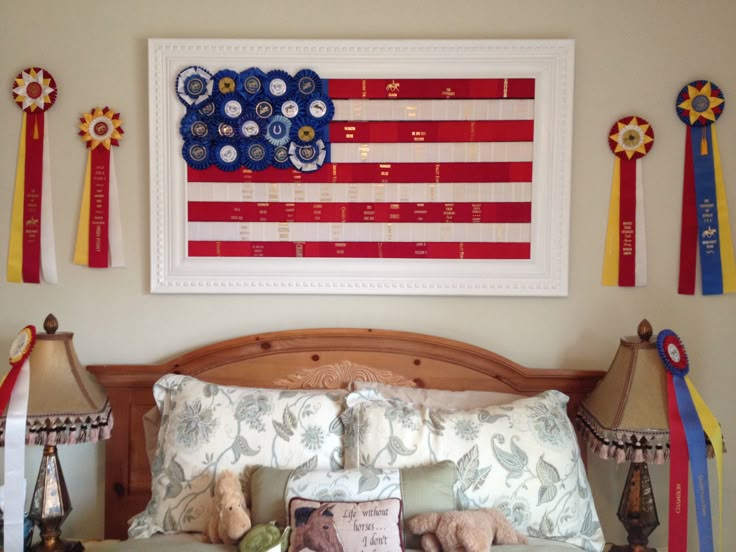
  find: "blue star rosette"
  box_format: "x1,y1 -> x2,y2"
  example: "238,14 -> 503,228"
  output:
675,80 -> 736,295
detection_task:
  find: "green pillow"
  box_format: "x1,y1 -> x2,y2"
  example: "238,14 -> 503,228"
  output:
250,460 -> 457,549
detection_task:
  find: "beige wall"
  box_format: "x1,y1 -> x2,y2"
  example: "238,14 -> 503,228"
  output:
1,0 -> 733,548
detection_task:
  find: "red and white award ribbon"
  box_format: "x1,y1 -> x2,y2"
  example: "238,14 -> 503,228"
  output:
8,68 -> 58,284
74,107 -> 125,268
602,116 -> 654,286
0,326 -> 35,552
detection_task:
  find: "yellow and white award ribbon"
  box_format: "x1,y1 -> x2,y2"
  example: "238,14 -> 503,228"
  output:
1,326 -> 35,552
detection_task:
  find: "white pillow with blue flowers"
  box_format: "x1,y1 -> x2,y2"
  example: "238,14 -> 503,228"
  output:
342,388 -> 604,552
129,374 -> 345,538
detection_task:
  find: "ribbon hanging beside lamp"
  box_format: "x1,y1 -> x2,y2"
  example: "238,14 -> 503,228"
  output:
0,314 -> 113,552
576,320 -> 724,552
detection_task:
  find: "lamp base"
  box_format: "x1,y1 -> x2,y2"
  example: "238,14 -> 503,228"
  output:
30,539 -> 84,552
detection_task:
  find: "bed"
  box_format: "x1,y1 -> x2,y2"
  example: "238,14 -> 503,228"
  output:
88,328 -> 606,551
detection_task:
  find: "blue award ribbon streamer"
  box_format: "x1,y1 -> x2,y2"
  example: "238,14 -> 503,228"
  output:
672,375 -> 714,552
691,126 -> 724,295
658,330 -> 715,552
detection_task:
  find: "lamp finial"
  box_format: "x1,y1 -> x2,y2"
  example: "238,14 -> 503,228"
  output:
637,319 -> 652,342
43,313 -> 58,335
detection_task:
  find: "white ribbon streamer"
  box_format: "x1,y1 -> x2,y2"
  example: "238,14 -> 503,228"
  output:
40,115 -> 58,283
108,151 -> 125,267
2,357 -> 31,552
634,158 -> 647,286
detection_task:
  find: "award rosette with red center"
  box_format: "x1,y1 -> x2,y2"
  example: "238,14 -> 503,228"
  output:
602,116 -> 654,287
8,68 -> 58,284
1,326 -> 36,552
657,330 -> 724,552
676,80 -> 736,295
75,107 -> 125,268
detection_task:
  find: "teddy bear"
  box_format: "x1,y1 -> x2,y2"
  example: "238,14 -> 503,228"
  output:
406,508 -> 528,552
205,470 -> 252,544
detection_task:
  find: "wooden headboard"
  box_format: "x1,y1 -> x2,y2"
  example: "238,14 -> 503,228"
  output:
88,328 -> 604,540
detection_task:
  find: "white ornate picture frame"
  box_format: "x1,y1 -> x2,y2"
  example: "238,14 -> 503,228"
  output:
149,38 -> 574,295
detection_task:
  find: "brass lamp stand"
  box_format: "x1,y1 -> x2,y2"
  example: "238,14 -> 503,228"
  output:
29,445 -> 83,552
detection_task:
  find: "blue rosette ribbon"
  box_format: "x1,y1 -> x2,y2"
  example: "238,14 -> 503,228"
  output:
264,115 -> 292,146
182,140 -> 212,170
176,66 -> 214,108
218,95 -> 247,121
198,101 -> 217,118
211,119 -> 237,140
237,115 -> 263,140
289,139 -> 328,172
241,139 -> 273,171
305,94 -> 335,126
180,111 -> 212,141
212,69 -> 239,98
279,97 -> 304,120
272,145 -> 292,169
213,140 -> 242,172
253,97 -> 275,120
290,117 -> 322,146
294,69 -> 322,96
264,69 -> 295,100
238,68 -> 267,98
657,330 -> 718,552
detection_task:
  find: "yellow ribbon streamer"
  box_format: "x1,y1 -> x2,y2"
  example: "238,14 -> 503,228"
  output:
73,154 -> 92,265
602,157 -> 621,285
685,377 -> 723,552
7,114 -> 28,282
710,127 -> 736,293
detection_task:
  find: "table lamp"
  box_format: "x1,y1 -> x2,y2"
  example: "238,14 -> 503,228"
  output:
576,319 -> 722,552
1,314 -> 113,552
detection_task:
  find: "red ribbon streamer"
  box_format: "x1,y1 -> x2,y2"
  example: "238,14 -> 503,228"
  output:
189,162 -> 533,184
188,201 -> 531,224
188,241 -> 530,259
667,374 -> 689,552
618,158 -> 637,286
88,147 -> 111,268
678,129 -> 698,294
328,120 -> 534,143
22,111 -> 45,283
327,78 -> 535,99
0,363 -> 23,417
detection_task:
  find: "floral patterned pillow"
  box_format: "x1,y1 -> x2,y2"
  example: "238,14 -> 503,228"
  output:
128,375 -> 345,538
342,388 -> 605,552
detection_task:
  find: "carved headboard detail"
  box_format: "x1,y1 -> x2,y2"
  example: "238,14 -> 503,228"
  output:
272,360 -> 417,389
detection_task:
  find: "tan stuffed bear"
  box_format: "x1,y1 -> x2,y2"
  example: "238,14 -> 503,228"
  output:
407,508 -> 528,552
205,470 -> 252,544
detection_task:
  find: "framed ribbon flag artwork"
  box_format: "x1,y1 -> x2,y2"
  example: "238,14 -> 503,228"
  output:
8,68 -> 58,284
602,116 -> 654,287
74,107 -> 125,268
148,39 -> 575,295
676,80 -> 736,295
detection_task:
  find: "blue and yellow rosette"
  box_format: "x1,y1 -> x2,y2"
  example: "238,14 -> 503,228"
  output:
74,107 -> 125,268
676,80 -> 736,295
657,330 -> 723,552
602,116 -> 654,287
8,67 -> 58,284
